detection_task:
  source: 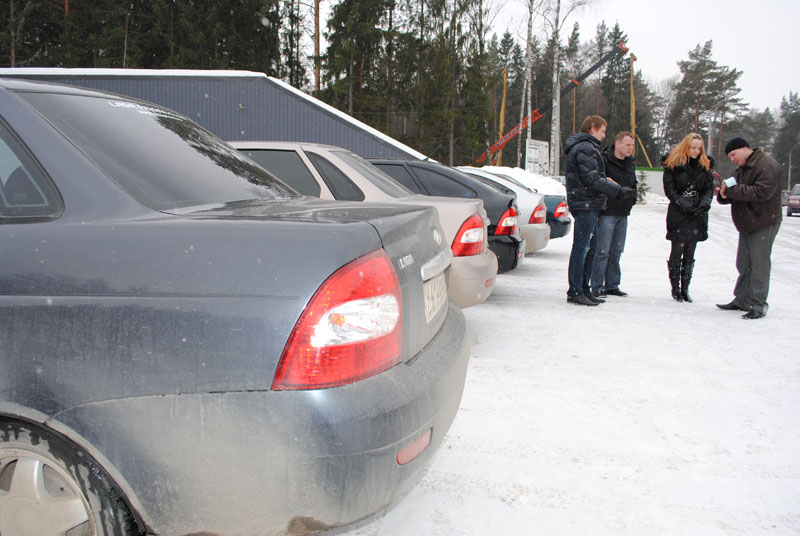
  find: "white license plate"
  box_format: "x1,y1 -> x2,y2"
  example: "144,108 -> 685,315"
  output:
423,272 -> 448,324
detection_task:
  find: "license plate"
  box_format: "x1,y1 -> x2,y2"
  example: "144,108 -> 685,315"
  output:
423,272 -> 447,324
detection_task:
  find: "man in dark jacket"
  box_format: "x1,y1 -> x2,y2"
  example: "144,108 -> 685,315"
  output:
564,115 -> 635,306
716,137 -> 782,319
591,131 -> 637,298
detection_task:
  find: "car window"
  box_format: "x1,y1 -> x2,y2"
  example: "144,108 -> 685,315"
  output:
793,185 -> 800,195
492,173 -> 535,192
331,151 -> 413,198
305,151 -> 364,201
241,149 -> 321,197
410,166 -> 478,198
18,92 -> 297,210
467,174 -> 508,193
0,120 -> 62,222
374,163 -> 424,194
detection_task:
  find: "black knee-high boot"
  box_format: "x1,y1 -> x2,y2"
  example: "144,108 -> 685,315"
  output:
680,259 -> 694,303
668,260 -> 683,302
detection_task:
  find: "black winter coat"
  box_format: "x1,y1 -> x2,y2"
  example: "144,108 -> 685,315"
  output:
564,133 -> 621,212
663,157 -> 714,242
601,146 -> 637,216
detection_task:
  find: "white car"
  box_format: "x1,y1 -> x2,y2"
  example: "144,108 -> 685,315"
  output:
231,141 -> 498,308
458,167 -> 550,254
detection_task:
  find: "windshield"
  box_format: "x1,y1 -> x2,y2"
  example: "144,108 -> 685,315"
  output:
331,150 -> 414,198
18,92 -> 297,210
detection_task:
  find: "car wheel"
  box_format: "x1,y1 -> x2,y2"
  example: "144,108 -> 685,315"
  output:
0,419 -> 141,536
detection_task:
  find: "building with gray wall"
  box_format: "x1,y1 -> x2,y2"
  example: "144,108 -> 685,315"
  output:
0,68 -> 425,160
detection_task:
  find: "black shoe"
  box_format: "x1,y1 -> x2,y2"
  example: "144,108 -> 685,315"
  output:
716,301 -> 746,311
605,288 -> 628,297
567,294 -> 599,306
586,293 -> 605,303
742,310 -> 765,320
592,289 -> 607,298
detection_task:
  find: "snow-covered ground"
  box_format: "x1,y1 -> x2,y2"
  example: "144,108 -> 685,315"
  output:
350,200 -> 800,535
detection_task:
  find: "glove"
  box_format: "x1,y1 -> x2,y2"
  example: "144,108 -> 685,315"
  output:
674,197 -> 694,213
693,204 -> 710,215
617,186 -> 635,200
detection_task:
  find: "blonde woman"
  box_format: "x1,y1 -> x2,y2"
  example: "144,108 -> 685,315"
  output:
662,133 -> 715,302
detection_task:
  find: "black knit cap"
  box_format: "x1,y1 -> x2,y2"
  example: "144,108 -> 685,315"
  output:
724,137 -> 750,154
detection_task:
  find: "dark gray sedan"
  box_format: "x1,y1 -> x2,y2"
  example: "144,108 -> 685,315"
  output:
0,79 -> 469,535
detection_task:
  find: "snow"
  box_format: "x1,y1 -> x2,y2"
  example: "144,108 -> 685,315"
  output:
349,200 -> 800,535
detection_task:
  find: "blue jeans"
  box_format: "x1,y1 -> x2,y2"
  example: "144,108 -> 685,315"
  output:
591,215 -> 628,292
567,210 -> 599,297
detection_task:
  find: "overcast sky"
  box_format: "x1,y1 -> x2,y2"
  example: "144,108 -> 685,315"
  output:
493,0 -> 799,111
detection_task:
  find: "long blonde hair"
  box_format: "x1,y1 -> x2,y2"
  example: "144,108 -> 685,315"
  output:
664,133 -> 711,171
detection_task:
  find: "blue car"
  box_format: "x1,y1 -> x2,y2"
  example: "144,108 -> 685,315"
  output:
0,79 -> 469,536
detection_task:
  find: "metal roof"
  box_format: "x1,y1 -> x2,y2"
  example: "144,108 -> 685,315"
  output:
0,68 -> 425,160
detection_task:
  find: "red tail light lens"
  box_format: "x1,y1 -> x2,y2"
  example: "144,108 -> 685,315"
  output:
529,203 -> 546,224
272,249 -> 403,390
553,200 -> 568,218
451,213 -> 485,256
495,206 -> 518,236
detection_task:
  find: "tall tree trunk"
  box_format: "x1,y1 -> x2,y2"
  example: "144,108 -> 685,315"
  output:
517,0 -> 535,167
549,0 -> 562,176
314,0 -> 320,91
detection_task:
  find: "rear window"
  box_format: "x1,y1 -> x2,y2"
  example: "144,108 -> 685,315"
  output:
793,185 -> 800,195
241,148 -> 321,197
18,92 -> 297,210
409,166 -> 478,198
330,150 -> 413,198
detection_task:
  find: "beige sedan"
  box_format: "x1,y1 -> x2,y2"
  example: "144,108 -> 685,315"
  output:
230,141 -> 498,308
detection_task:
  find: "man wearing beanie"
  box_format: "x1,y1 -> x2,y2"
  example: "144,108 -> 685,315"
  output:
716,136 -> 782,319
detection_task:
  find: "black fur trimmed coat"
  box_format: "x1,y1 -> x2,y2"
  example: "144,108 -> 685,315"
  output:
662,157 -> 714,242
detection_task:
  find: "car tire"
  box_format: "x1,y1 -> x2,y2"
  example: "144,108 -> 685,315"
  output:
0,419 -> 141,536
787,207 -> 793,217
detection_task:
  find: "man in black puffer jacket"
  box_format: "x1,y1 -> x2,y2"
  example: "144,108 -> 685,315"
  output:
564,115 -> 635,306
590,131 -> 638,298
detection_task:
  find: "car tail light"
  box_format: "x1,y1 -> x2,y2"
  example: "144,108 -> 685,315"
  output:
529,203 -> 546,224
272,249 -> 402,390
451,213 -> 485,256
495,205 -> 518,236
553,200 -> 568,218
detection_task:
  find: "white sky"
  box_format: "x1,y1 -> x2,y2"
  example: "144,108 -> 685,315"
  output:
492,0 -> 800,111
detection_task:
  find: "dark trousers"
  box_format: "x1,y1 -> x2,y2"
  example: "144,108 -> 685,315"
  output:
732,222 -> 781,314
567,210 -> 599,297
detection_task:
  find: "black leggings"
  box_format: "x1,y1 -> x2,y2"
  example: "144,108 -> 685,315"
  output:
669,240 -> 696,264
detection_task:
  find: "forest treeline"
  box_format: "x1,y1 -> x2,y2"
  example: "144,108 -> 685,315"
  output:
2,0 -> 798,184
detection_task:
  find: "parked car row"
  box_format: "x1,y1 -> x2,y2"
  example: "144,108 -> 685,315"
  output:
0,79 -> 568,536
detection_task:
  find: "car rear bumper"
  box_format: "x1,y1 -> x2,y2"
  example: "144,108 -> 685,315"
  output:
449,249 -> 498,308
53,307 -> 471,535
547,216 -> 572,239
489,234 -> 525,274
520,223 -> 550,253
